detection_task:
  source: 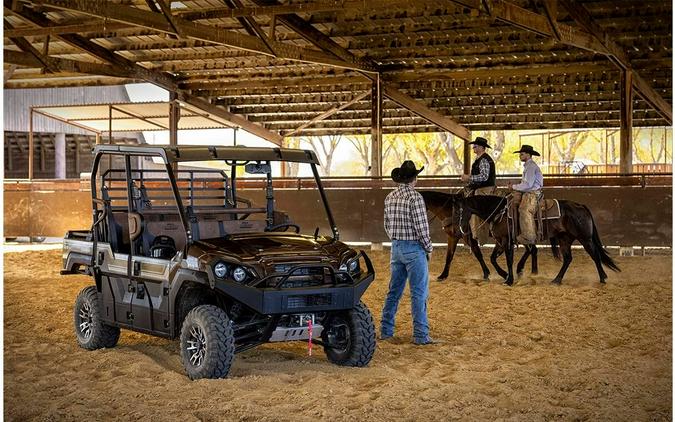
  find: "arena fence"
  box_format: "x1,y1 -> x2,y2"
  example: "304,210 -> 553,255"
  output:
4,174 -> 672,247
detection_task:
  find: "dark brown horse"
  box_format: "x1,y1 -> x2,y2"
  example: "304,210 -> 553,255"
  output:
458,194 -> 620,285
420,191 -> 538,281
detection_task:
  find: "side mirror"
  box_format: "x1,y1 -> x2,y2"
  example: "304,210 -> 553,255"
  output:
244,163 -> 271,174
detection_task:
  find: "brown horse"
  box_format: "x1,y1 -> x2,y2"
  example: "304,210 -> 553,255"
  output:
458,194 -> 620,285
420,191 -> 538,281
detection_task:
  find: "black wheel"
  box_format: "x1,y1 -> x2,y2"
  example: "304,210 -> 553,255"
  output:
179,305 -> 235,380
322,301 -> 376,367
73,286 -> 120,350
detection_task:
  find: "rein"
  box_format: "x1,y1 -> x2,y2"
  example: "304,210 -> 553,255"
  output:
428,194 -> 455,225
459,196 -> 508,235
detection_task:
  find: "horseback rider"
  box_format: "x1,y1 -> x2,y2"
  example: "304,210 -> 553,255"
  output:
460,136 -> 496,245
509,145 -> 544,245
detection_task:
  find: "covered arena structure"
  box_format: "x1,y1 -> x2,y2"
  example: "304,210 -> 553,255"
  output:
2,0 -> 672,420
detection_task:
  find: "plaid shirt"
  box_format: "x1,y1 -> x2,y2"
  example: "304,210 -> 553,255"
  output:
384,184 -> 433,253
470,157 -> 491,183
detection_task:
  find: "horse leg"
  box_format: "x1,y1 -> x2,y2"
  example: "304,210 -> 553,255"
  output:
467,235 -> 491,280
490,244 -> 508,279
437,234 -> 458,281
504,243 -> 515,286
551,236 -> 573,284
516,246 -> 531,277
579,238 -> 608,284
531,244 -> 538,275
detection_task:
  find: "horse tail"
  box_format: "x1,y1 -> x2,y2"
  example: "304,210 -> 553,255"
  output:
585,205 -> 621,273
550,237 -> 561,261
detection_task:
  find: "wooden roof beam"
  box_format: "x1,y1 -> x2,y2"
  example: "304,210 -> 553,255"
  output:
450,0 -> 672,124
253,0 -> 471,140
34,0 -> 376,72
4,20 -> 57,73
283,91 -> 370,138
8,1 -> 283,145
558,0 -> 672,123
3,21 -> 131,37
176,0 -> 417,21
4,49 -> 133,78
155,0 -> 185,38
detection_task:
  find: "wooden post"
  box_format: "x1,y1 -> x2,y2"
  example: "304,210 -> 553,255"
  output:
370,75 -> 382,177
620,69 -> 633,174
74,136 -> 81,177
463,138 -> 471,175
169,92 -> 180,173
28,108 -> 34,180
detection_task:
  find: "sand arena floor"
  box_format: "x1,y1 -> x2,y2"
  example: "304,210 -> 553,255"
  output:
3,247 -> 672,421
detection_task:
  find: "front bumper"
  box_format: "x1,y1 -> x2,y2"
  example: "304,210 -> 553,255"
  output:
214,251 -> 375,314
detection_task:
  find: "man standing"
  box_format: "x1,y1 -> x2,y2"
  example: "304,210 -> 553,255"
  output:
381,160 -> 436,345
460,136 -> 497,244
509,145 -> 544,245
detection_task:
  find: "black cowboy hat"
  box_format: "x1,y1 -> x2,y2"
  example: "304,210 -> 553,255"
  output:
391,160 -> 424,183
513,144 -> 541,156
468,136 -> 491,149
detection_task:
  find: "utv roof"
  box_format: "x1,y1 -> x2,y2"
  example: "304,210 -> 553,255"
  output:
93,145 -> 320,164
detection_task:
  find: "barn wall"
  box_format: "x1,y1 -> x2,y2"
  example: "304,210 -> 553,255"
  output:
4,181 -> 671,246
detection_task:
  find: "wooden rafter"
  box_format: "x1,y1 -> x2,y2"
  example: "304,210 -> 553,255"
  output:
4,49 -> 132,78
33,0 -> 376,72
177,0 -> 418,21
283,91 -> 369,138
4,21 -> 127,37
254,0 -> 472,140
155,0 -> 184,38
449,0 -> 672,124
557,0 -> 672,123
7,1 -> 283,145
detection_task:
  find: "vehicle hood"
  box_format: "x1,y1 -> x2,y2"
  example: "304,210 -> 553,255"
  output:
193,233 -> 350,261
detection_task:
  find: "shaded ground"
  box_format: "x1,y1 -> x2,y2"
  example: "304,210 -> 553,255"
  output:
4,247 -> 672,421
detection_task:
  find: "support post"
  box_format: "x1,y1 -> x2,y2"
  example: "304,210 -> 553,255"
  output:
55,132 -> 66,179
463,137 -> 471,175
74,137 -> 81,178
370,75 -> 382,177
620,69 -> 633,174
29,108 -> 34,180
169,92 -> 180,173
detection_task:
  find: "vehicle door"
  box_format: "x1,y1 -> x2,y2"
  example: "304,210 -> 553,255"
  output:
127,158 -> 182,336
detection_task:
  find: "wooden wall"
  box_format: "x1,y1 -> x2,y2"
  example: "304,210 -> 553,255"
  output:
4,180 -> 671,247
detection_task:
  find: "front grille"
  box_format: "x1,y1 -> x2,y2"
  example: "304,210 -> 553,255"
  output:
287,294 -> 332,309
270,263 -> 328,288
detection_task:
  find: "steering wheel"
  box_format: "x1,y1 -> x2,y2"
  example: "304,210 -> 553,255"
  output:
267,223 -> 300,233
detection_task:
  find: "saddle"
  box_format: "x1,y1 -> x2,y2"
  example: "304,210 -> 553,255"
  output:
507,195 -> 561,242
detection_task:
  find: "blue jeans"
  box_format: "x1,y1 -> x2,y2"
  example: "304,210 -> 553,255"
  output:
380,240 -> 430,342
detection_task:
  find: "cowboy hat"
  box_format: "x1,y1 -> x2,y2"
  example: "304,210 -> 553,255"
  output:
468,136 -> 491,149
391,160 -> 424,183
513,144 -> 541,156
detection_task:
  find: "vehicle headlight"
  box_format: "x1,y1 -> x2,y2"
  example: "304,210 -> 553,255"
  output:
232,266 -> 247,283
349,259 -> 359,272
339,264 -> 348,272
214,262 -> 228,278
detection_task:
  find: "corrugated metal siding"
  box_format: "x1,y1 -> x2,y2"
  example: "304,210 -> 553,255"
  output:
4,86 -> 133,134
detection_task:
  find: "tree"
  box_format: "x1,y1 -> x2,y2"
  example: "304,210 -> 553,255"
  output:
303,134 -> 342,176
345,134 -> 370,174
